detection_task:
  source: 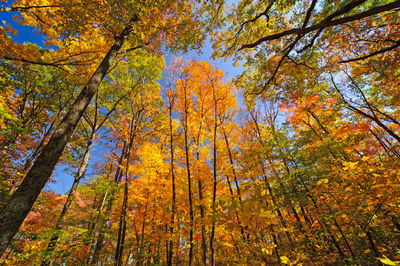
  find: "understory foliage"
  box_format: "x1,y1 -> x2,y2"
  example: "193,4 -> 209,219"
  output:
1,0 -> 400,265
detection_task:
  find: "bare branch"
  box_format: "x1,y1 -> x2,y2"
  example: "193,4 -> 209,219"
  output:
0,5 -> 60,12
254,0 -> 320,94
239,0 -> 399,50
224,1 -> 274,55
339,40 -> 400,63
2,50 -> 101,72
301,0 -> 318,28
297,28 -> 323,53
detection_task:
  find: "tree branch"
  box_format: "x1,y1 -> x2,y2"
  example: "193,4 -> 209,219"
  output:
239,0 -> 399,50
339,40 -> 400,63
0,5 -> 60,12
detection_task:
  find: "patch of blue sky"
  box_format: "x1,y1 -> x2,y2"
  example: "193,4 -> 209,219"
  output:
1,5 -> 58,50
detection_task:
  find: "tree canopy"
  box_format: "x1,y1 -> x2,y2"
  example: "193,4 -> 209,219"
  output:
0,0 -> 400,264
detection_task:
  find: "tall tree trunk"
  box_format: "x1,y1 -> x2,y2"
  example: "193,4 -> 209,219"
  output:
93,108 -> 141,265
297,174 -> 347,260
115,180 -> 129,266
222,130 -> 242,201
135,198 -> 149,265
210,87 -> 218,266
41,131 -> 96,265
249,111 -> 294,245
269,224 -> 281,265
167,102 -> 176,266
91,143 -> 128,264
182,84 -> 194,265
366,229 -> 381,261
84,161 -> 115,254
85,178 -> 111,264
259,162 -> 294,245
302,110 -> 357,259
194,110 -> 207,265
0,22 -> 134,256
115,110 -> 137,266
222,129 -> 246,245
197,175 -> 207,265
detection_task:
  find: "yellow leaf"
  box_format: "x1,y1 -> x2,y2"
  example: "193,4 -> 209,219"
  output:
317,178 -> 329,185
349,161 -> 358,168
378,255 -> 400,265
261,247 -> 271,254
281,256 -> 290,264
224,242 -> 234,248
343,161 -> 358,170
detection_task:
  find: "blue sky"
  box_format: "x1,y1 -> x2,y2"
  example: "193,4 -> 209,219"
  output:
2,8 -> 243,194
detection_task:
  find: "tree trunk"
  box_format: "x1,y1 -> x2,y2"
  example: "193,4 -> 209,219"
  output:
41,131 -> 95,265
222,129 -> 246,243
167,102 -> 176,266
0,22 -> 133,256
366,229 -> 381,261
91,170 -> 124,264
249,112 -> 294,245
91,143 -> 127,264
115,180 -> 129,266
194,110 -> 207,265
259,162 -> 294,245
270,225 -> 281,265
298,175 -> 347,260
182,84 -> 194,265
210,87 -> 218,266
85,178 -> 111,264
115,111 -> 137,266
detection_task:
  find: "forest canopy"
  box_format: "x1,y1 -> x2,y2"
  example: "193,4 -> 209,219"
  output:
0,0 -> 400,265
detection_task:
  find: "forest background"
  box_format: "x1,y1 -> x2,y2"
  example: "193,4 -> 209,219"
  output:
0,0 -> 400,265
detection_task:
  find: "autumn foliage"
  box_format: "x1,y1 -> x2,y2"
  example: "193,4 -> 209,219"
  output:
1,0 -> 400,265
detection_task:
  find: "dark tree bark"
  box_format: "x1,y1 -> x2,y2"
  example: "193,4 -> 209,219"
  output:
182,83 -> 194,265
194,106 -> 207,265
115,180 -> 129,266
210,83 -> 218,266
115,111 -> 137,266
167,96 -> 176,266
